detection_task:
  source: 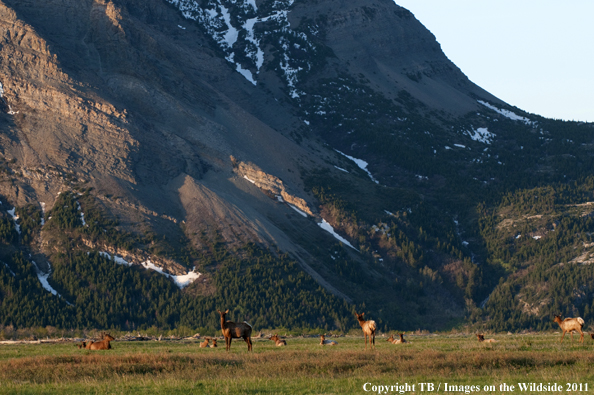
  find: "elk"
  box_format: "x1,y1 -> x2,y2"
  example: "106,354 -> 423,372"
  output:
319,334 -> 337,346
218,309 -> 253,351
199,338 -> 210,348
269,334 -> 287,346
88,333 -> 115,350
476,334 -> 497,343
210,338 -> 218,348
387,333 -> 407,344
553,315 -> 584,343
355,312 -> 376,350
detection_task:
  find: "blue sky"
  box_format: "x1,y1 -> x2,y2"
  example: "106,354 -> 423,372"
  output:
394,1 -> 593,122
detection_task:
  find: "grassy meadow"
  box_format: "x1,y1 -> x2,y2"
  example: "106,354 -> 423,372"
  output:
0,333 -> 593,394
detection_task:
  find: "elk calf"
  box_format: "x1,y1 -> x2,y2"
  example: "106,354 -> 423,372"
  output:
476,334 -> 497,343
387,333 -> 406,344
200,338 -> 210,348
320,334 -> 337,346
269,334 -> 287,346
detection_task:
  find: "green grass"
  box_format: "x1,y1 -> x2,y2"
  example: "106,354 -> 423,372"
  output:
1,334 -> 593,394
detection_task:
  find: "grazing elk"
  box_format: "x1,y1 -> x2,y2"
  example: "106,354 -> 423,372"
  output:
200,338 -> 210,348
387,333 -> 407,344
218,309 -> 253,352
355,312 -> 376,350
87,333 -> 115,350
269,334 -> 287,346
476,334 -> 497,343
553,315 -> 585,343
319,334 -> 338,346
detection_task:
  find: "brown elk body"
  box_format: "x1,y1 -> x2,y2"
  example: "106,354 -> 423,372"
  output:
88,333 -> 115,350
269,334 -> 287,346
355,312 -> 376,350
218,309 -> 253,351
199,338 -> 209,348
319,334 -> 337,346
210,339 -> 217,348
553,315 -> 584,343
476,334 -> 497,343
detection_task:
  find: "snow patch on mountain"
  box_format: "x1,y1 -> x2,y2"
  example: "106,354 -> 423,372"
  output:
289,204 -> 308,217
31,260 -> 72,305
478,100 -> 534,125
318,219 -> 359,251
2,262 -> 15,277
167,0 -> 313,97
99,251 -> 201,289
466,127 -> 495,144
335,150 -> 379,184
40,202 -> 46,226
7,207 -> 20,234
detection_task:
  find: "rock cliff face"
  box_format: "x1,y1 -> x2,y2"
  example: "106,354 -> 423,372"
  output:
0,0 -> 499,227
233,158 -> 314,216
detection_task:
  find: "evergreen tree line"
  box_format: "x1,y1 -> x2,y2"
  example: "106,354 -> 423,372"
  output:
0,192 -> 356,332
476,176 -> 594,331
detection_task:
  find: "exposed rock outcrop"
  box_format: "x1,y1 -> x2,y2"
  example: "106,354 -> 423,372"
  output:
233,158 -> 314,216
81,238 -> 187,276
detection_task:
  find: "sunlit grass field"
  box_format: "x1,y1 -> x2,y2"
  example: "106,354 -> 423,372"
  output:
1,333 -> 593,394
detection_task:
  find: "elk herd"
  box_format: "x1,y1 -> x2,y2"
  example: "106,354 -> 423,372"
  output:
75,312 -> 591,352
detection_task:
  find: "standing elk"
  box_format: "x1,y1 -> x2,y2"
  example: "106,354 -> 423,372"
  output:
355,312 -> 376,350
553,315 -> 584,343
218,309 -> 253,352
269,334 -> 287,346
476,334 -> 497,343
319,334 -> 337,346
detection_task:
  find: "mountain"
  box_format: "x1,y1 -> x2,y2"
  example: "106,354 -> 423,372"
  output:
0,0 -> 593,333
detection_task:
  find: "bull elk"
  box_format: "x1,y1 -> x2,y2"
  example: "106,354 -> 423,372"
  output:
553,315 -> 585,343
355,312 -> 376,350
218,309 -> 253,351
